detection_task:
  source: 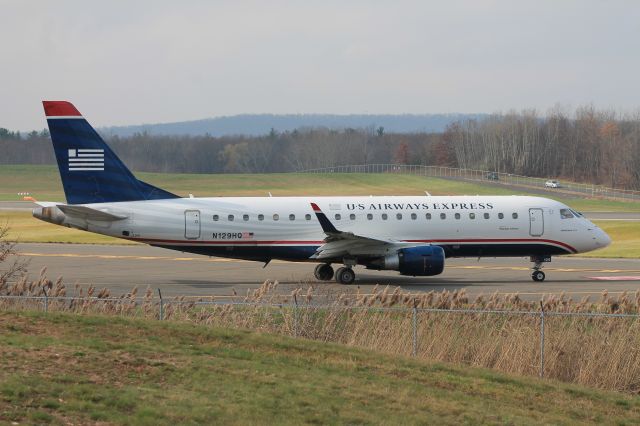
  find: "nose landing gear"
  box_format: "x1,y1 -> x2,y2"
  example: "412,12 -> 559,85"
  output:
532,270 -> 546,282
530,256 -> 551,282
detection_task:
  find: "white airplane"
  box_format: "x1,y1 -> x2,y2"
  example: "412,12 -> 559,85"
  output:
33,101 -> 611,284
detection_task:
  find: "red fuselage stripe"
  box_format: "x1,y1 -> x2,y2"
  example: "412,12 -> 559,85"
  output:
405,238 -> 577,253
128,237 -> 577,253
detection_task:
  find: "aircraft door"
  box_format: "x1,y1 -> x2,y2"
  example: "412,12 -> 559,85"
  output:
185,210 -> 201,239
529,208 -> 544,237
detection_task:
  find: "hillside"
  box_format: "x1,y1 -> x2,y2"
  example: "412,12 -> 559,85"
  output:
0,311 -> 638,424
100,113 -> 486,137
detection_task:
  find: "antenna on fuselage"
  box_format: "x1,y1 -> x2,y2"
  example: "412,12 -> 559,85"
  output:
268,192 -> 273,197
425,191 -> 431,196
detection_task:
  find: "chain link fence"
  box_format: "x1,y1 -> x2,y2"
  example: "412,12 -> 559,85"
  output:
3,293 -> 640,391
299,164 -> 640,202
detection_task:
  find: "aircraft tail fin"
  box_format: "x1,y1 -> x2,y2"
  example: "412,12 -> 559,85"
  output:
43,101 -> 179,204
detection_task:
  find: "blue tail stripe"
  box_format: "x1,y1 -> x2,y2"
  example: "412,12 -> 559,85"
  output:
47,117 -> 178,204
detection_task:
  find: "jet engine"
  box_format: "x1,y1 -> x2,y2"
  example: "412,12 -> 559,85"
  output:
32,206 -> 66,225
368,245 -> 445,276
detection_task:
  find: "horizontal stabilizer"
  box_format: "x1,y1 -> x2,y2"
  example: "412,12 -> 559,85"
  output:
57,205 -> 127,221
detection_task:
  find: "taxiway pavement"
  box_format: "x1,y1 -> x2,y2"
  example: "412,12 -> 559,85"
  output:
12,243 -> 640,301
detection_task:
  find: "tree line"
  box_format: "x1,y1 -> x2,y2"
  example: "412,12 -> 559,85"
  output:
445,106 -> 640,189
2,105 -> 639,189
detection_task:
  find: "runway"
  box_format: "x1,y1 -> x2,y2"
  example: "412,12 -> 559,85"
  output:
12,243 -> 640,300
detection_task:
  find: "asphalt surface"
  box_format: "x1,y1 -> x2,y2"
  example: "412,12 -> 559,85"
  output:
11,243 -> 640,300
0,201 -> 38,210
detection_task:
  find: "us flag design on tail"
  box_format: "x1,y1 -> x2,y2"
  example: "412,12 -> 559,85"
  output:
68,148 -> 104,171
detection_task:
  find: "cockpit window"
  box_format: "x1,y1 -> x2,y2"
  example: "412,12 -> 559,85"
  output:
560,208 -> 574,219
570,209 -> 582,217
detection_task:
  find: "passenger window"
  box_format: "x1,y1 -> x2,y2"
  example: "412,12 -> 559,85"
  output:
498,213 -> 504,219
350,214 -> 356,220
273,214 -> 279,221
484,213 -> 490,219
367,213 -> 373,220
213,214 -> 219,221
396,213 -> 402,220
560,209 -> 573,219
469,213 -> 475,219
382,213 -> 388,220
335,214 -> 341,220
411,213 -> 417,220
289,214 -> 295,221
228,214 -> 234,221
258,214 -> 264,221
426,213 -> 432,220
305,214 -> 311,220
454,213 -> 460,220
440,213 -> 446,220
512,212 -> 518,219
243,214 -> 249,221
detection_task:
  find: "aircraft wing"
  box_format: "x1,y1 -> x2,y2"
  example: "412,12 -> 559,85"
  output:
309,203 -> 419,260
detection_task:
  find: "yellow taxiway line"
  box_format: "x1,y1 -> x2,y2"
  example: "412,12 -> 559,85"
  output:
17,251 -> 640,274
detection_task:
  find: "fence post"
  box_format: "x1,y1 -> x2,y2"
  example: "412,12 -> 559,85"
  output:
539,301 -> 545,378
412,305 -> 418,357
293,293 -> 298,338
158,289 -> 164,321
43,288 -> 48,313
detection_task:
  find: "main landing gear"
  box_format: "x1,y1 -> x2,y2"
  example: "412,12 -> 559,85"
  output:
314,263 -> 334,281
335,266 -> 356,285
313,263 -> 356,285
530,256 -> 551,282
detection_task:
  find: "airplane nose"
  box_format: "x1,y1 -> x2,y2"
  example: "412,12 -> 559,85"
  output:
596,227 -> 612,248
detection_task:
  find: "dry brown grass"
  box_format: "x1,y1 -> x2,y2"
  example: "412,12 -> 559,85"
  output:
2,273 -> 640,393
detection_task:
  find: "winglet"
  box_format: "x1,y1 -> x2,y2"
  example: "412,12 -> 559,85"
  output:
311,203 -> 339,233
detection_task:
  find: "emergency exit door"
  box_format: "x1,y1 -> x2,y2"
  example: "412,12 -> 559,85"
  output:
529,208 -> 544,237
185,210 -> 201,239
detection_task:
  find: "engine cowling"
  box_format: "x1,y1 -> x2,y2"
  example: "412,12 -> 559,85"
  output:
370,245 -> 445,276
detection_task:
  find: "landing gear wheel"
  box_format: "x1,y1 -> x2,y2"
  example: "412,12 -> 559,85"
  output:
314,263 -> 334,281
335,267 -> 356,285
532,271 -> 546,282
530,256 -> 550,283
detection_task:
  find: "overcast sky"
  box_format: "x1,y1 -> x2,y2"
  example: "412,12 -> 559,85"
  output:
2,0 -> 639,130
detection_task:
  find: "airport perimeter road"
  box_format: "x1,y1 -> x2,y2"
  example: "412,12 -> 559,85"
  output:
12,243 -> 640,300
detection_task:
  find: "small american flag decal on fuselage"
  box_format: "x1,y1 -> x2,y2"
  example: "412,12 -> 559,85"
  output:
68,148 -> 104,171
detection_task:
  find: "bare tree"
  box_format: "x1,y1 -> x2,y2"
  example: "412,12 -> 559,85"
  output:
0,223 -> 29,287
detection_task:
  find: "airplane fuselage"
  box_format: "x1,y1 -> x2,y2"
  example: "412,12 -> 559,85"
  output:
34,195 -> 611,265
35,101 -> 614,284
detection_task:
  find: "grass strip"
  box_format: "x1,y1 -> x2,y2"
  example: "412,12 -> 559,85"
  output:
0,311 -> 639,425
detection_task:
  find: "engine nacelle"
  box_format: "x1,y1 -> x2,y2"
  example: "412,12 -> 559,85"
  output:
32,206 -> 66,225
369,245 -> 445,276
